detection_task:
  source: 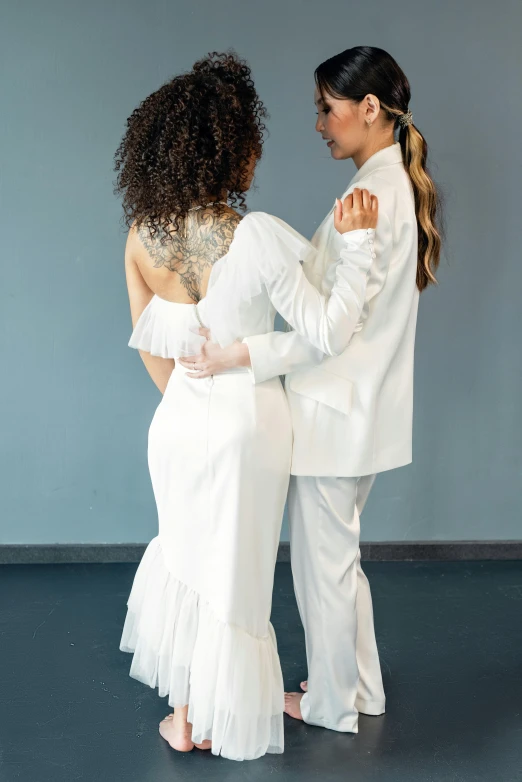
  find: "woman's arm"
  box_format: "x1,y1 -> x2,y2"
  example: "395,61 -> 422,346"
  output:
257,189 -> 377,357
178,329 -> 322,381
179,189 -> 377,379
125,234 -> 174,394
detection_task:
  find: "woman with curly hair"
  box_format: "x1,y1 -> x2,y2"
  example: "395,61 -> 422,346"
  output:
115,51 -> 377,761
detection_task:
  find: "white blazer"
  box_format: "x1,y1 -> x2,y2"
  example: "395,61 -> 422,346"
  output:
244,143 -> 420,477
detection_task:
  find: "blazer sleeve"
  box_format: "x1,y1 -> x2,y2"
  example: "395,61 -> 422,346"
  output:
251,218 -> 376,357
197,211 -> 375,358
242,190 -> 396,384
243,329 -> 324,385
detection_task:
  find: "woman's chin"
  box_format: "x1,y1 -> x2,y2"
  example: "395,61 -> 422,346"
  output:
330,145 -> 350,161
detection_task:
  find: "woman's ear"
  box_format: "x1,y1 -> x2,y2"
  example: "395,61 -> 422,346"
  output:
363,94 -> 381,127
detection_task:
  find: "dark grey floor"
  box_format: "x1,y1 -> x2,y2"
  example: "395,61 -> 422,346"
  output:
1,560 -> 521,782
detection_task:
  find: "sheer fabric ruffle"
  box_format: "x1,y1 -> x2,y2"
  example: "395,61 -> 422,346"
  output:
120,537 -> 284,761
128,295 -> 206,359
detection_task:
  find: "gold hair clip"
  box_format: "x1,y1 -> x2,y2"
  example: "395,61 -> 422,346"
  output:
398,110 -> 413,128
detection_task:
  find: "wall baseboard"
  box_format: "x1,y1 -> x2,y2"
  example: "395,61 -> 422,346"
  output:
0,541 -> 521,565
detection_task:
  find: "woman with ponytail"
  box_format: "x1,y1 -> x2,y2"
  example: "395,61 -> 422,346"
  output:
311,45 -> 441,292
180,46 -> 442,736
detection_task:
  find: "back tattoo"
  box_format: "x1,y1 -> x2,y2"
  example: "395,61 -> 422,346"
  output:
138,208 -> 242,303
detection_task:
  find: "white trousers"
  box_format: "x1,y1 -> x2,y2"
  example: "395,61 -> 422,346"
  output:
288,474 -> 386,733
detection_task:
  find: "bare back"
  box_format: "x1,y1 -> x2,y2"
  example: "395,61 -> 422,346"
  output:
128,205 -> 242,303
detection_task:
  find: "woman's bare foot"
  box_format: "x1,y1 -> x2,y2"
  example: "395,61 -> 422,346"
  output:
159,708 -> 194,752
284,692 -> 304,720
300,680 -> 308,692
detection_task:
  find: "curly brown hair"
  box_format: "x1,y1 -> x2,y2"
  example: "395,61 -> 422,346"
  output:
114,51 -> 268,239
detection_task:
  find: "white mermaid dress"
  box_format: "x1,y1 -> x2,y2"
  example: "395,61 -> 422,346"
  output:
119,213 -> 375,761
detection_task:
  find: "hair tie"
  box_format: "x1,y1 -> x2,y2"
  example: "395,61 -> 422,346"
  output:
398,110 -> 413,128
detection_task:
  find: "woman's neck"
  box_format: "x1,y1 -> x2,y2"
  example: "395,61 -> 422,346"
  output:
353,133 -> 396,170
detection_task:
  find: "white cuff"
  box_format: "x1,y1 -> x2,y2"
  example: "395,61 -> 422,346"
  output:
341,227 -> 376,261
241,338 -> 257,385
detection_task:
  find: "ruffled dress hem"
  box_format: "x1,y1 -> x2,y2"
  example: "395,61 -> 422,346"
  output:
120,536 -> 284,761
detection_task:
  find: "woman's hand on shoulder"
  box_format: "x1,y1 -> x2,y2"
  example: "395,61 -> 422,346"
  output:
334,187 -> 378,235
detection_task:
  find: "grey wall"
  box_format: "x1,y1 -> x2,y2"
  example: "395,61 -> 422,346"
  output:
1,0 -> 520,544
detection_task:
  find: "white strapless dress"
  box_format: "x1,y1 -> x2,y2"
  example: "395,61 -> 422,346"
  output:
119,295 -> 292,761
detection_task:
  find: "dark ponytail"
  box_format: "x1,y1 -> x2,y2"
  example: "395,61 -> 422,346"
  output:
315,46 -> 442,291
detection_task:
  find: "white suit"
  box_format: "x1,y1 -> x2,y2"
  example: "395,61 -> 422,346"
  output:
244,143 -> 419,731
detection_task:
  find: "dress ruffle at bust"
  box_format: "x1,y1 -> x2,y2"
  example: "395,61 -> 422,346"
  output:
120,537 -> 285,761
128,295 -> 206,359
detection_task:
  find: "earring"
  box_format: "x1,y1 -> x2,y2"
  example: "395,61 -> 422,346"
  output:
366,119 -> 372,127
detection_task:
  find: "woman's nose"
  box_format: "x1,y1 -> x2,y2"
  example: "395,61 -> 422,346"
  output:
315,116 -> 324,133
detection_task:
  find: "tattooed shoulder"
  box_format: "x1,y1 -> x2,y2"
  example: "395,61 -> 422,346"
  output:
137,209 -> 242,303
